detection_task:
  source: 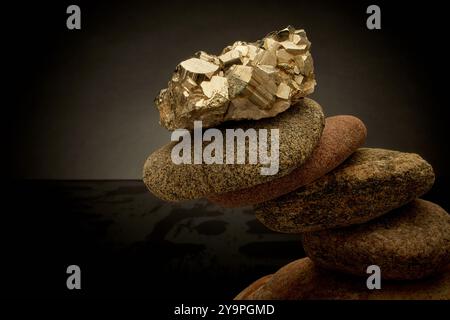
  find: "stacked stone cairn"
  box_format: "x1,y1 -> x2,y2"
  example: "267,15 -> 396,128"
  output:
143,26 -> 450,300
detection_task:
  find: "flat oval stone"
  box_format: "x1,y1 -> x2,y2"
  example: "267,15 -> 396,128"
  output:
235,258 -> 450,300
208,115 -> 367,207
255,148 -> 435,232
302,199 -> 450,280
143,98 -> 324,201
233,274 -> 272,300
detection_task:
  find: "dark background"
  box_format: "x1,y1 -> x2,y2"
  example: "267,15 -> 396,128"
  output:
4,0 -> 449,300
7,0 -> 450,185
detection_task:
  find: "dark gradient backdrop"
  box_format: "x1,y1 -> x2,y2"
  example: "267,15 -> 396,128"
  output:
4,0 -> 450,300
7,1 -> 449,188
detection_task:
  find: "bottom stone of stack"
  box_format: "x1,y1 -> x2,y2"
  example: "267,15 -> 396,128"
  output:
234,258 -> 450,300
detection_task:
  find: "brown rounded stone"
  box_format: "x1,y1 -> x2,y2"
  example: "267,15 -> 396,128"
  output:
235,258 -> 450,300
233,274 -> 272,300
143,98 -> 324,201
208,115 -> 367,207
255,148 -> 435,232
301,199 -> 450,280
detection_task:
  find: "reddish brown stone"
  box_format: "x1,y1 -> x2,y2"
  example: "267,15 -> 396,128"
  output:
235,258 -> 450,300
209,115 -> 367,207
233,274 -> 272,300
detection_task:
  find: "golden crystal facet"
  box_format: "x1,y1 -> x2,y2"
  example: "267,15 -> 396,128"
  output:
155,26 -> 316,130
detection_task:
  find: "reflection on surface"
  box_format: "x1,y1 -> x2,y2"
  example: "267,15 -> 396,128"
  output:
7,180 -> 305,299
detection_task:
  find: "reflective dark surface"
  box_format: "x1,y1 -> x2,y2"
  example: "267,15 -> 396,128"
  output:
4,0 -> 449,301
5,180 -> 446,299
5,180 -> 305,298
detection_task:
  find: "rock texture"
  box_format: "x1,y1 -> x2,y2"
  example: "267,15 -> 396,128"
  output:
255,148 -> 435,232
235,258 -> 450,300
302,199 -> 450,280
234,274 -> 273,300
155,26 -> 316,130
208,115 -> 367,207
143,98 -> 324,201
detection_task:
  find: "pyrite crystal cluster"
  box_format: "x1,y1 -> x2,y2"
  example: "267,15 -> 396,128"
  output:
155,26 -> 316,130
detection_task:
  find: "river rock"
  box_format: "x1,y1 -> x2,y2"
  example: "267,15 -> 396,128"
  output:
255,148 -> 435,232
208,115 -> 366,207
143,98 -> 324,201
302,199 -> 450,280
234,274 -> 273,300
235,257 -> 450,300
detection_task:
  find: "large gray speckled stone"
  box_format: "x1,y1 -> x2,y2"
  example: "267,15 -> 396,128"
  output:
143,98 -> 324,201
255,148 -> 435,232
208,115 -> 367,207
301,199 -> 450,280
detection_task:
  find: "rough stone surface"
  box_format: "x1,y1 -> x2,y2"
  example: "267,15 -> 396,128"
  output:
302,199 -> 450,280
255,148 -> 435,232
143,98 -> 324,201
155,26 -> 316,130
235,258 -> 450,300
208,115 -> 367,207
